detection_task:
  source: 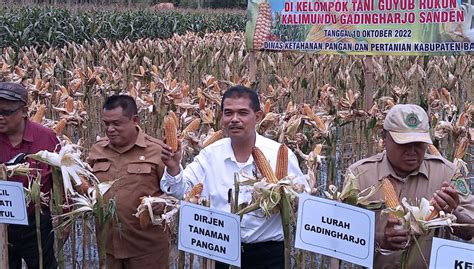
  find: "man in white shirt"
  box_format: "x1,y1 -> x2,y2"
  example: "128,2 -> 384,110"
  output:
160,85 -> 303,269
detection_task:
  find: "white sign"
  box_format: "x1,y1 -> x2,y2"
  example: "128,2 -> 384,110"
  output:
178,201 -> 241,267
295,193 -> 375,268
429,237 -> 474,269
0,181 -> 28,225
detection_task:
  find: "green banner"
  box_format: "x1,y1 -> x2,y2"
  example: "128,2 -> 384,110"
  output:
246,0 -> 474,55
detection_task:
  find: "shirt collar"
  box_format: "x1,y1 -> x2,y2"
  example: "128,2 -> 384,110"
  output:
23,120 -> 34,142
224,132 -> 261,165
379,151 -> 429,182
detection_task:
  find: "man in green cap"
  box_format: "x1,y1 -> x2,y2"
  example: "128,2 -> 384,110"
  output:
346,104 -> 474,268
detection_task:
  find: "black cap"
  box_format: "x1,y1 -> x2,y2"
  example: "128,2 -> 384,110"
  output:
0,82 -> 28,105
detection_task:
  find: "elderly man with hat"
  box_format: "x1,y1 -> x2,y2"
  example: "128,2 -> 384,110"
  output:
0,82 -> 59,268
346,104 -> 474,268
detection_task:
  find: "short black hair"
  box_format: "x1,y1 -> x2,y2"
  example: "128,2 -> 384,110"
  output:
103,95 -> 137,118
221,85 -> 260,112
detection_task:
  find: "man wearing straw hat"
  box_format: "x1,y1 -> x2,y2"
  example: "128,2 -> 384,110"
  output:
347,104 -> 474,268
0,82 -> 59,268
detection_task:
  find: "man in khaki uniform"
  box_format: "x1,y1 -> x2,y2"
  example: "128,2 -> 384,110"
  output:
87,95 -> 169,269
347,104 -> 474,268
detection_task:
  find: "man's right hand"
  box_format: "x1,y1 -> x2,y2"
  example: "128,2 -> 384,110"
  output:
161,140 -> 182,176
381,217 -> 410,250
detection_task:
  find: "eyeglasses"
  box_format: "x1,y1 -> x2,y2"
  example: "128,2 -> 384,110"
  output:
0,106 -> 23,116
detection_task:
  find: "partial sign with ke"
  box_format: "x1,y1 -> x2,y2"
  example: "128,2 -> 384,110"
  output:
178,201 -> 241,267
429,237 -> 474,269
0,181 -> 28,225
295,193 -> 375,268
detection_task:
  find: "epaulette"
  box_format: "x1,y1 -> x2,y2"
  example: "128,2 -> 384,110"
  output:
424,153 -> 456,170
350,152 -> 384,168
145,135 -> 166,148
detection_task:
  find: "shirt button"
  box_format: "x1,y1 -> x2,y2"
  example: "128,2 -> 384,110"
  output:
137,169 -> 141,172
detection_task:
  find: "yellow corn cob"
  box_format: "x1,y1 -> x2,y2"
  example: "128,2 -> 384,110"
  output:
199,96 -> 206,110
253,1 -> 272,50
252,147 -> 278,184
74,175 -> 91,194
203,130 -> 223,148
185,183 -> 204,202
427,144 -> 441,156
275,144 -> 288,180
263,99 -> 271,115
164,115 -> 178,152
182,84 -> 190,97
285,101 -> 293,113
65,96 -> 74,113
454,137 -> 468,159
31,105 -> 46,123
77,100 -> 85,112
313,114 -> 325,131
426,199 -> 439,221
168,111 -> 180,129
53,119 -> 67,135
381,177 -> 400,217
313,144 -> 323,155
183,118 -> 201,133
303,103 -> 314,120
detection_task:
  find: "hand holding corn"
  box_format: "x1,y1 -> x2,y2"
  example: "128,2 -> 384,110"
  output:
161,139 -> 182,176
430,181 -> 459,216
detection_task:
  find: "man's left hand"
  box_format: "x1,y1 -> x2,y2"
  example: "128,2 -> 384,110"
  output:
432,181 -> 459,213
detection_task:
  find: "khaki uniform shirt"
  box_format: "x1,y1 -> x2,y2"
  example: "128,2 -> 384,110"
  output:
87,128 -> 169,259
348,151 -> 474,269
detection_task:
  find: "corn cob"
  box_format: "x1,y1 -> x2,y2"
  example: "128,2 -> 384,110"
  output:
168,111 -> 180,129
263,99 -> 271,115
74,175 -> 90,194
285,101 -> 293,114
313,114 -> 325,131
203,130 -> 223,148
454,137 -> 468,159
183,118 -> 201,133
139,209 -> 151,230
313,144 -> 323,155
164,115 -> 178,152
31,104 -> 46,123
427,144 -> 441,156
275,144 -> 288,180
53,119 -> 67,135
65,96 -> 74,113
252,147 -> 278,184
185,183 -> 204,202
381,177 -> 400,217
303,103 -> 314,120
199,96 -> 206,110
253,1 -> 272,50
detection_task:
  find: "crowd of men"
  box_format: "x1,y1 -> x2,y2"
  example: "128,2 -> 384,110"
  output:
1,82 -> 472,269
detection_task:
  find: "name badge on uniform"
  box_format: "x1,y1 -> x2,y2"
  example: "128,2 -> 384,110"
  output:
451,175 -> 471,197
139,156 -> 145,161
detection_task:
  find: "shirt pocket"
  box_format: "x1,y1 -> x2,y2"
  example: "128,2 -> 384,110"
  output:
127,163 -> 152,174
92,162 -> 113,182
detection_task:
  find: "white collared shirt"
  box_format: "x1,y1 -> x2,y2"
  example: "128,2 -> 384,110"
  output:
160,134 -> 304,243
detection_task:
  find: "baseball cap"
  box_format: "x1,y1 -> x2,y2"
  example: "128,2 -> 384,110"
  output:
383,104 -> 433,144
0,82 -> 28,105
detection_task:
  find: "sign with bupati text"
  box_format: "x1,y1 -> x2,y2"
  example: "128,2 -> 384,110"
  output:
295,193 -> 375,268
429,237 -> 474,269
0,181 -> 28,225
246,0 -> 474,55
178,202 -> 241,267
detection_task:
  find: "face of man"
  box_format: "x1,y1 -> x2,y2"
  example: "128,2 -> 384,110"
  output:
221,97 -> 262,144
0,99 -> 26,135
384,132 -> 427,178
102,106 -> 139,149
